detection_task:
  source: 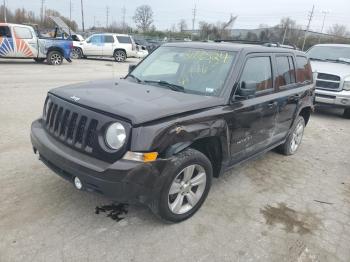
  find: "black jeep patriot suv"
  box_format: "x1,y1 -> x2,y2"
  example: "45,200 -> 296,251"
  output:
31,42 -> 315,222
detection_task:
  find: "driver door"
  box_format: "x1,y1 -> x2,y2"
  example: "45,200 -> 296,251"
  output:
83,35 -> 103,56
227,55 -> 279,164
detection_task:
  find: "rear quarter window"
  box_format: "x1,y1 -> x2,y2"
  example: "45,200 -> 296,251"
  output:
116,36 -> 132,44
0,26 -> 11,37
296,56 -> 313,83
13,27 -> 33,39
275,55 -> 296,87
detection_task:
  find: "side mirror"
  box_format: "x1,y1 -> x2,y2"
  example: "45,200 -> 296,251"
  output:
237,81 -> 257,97
128,64 -> 137,73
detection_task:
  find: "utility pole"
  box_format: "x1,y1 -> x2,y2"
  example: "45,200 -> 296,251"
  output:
69,0 -> 72,23
122,6 -> 126,33
3,0 -> 7,23
80,0 -> 85,32
302,5 -> 315,51
319,10 -> 329,43
40,0 -> 45,23
191,4 -> 196,40
282,25 -> 288,45
106,6 -> 109,29
93,16 -> 96,28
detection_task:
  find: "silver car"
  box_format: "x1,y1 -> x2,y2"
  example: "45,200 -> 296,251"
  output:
307,44 -> 350,118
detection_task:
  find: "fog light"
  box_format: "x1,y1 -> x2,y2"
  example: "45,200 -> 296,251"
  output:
74,176 -> 83,190
340,99 -> 349,105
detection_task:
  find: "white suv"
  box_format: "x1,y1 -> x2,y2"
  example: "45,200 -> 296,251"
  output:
72,33 -> 144,62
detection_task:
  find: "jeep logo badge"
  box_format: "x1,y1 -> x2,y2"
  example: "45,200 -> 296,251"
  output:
70,96 -> 80,102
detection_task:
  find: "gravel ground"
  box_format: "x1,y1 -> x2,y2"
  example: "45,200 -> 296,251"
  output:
0,58 -> 350,262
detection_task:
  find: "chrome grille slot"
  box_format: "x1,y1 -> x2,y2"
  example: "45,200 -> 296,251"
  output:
316,73 -> 341,91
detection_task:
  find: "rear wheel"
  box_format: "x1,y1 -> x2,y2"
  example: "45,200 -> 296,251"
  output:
71,47 -> 82,59
47,51 -> 63,65
114,50 -> 126,62
150,148 -> 212,223
343,108 -> 350,119
277,116 -> 305,155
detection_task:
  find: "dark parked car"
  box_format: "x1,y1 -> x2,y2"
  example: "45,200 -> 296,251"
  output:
31,42 -> 315,222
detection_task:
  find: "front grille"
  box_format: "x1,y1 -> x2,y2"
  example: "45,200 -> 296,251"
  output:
317,73 -> 340,81
42,94 -> 131,163
316,80 -> 340,89
44,100 -> 98,152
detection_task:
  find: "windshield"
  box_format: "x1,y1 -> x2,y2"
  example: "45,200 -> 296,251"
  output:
129,46 -> 237,96
307,46 -> 350,62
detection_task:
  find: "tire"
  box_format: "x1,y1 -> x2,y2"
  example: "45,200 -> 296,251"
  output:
343,108 -> 350,119
114,50 -> 126,62
33,58 -> 46,63
150,148 -> 212,223
71,47 -> 82,59
277,116 -> 305,155
47,51 -> 63,65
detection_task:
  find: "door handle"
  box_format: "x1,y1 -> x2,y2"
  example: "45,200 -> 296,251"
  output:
267,101 -> 277,107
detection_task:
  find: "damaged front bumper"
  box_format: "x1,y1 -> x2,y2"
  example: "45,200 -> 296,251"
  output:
30,118 -> 170,204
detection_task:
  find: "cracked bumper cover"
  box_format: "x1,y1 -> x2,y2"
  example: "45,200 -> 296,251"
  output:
30,119 -> 170,204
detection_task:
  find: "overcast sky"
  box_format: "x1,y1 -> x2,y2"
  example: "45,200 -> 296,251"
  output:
5,0 -> 350,32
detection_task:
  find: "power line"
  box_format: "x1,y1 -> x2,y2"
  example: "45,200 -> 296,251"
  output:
302,5 -> 315,51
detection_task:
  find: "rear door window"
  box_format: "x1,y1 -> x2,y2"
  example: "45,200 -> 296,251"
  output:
296,56 -> 313,83
104,35 -> 114,43
13,27 -> 33,39
275,55 -> 296,87
240,56 -> 273,93
0,26 -> 11,37
116,36 -> 132,44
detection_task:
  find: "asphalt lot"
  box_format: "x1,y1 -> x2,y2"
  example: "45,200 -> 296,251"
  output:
0,57 -> 350,262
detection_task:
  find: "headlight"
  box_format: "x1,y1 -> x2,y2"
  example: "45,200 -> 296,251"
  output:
105,122 -> 126,150
344,77 -> 350,91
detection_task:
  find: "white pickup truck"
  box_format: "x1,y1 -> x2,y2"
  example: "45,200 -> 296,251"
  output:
0,23 -> 72,65
307,44 -> 350,118
72,33 -> 148,62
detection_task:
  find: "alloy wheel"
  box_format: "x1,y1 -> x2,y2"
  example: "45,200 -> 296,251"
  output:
168,164 -> 207,215
290,121 -> 304,153
51,54 -> 62,65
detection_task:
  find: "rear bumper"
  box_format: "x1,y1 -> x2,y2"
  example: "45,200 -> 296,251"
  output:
315,89 -> 350,108
30,119 -> 170,204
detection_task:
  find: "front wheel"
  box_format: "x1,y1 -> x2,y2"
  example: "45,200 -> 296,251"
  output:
277,116 -> 305,155
71,47 -> 82,59
150,148 -> 212,223
114,50 -> 126,62
343,108 -> 350,119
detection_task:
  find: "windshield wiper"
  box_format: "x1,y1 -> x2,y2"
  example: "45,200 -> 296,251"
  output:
127,74 -> 142,83
325,58 -> 350,64
309,57 -> 326,61
144,80 -> 185,92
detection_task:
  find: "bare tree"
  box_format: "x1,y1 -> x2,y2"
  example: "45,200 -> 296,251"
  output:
133,5 -> 153,32
178,19 -> 187,32
327,24 -> 349,37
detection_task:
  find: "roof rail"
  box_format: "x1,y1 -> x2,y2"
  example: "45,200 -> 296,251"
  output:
214,39 -> 298,50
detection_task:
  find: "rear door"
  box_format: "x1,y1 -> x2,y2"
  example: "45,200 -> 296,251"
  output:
83,35 -> 103,56
102,35 -> 115,56
0,25 -> 13,57
273,53 -> 299,140
115,35 -> 133,56
228,54 -> 279,164
12,26 -> 38,58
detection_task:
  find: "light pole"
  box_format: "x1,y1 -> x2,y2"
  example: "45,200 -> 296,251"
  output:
319,10 -> 329,43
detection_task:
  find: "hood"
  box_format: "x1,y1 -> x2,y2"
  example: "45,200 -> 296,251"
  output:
310,61 -> 350,78
49,79 -> 225,125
